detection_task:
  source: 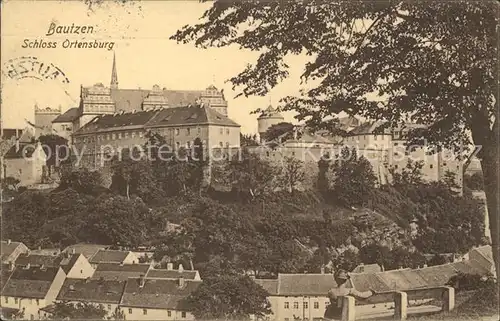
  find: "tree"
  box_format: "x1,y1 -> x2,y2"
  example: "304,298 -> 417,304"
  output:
226,149 -> 278,200
331,147 -> 377,207
464,172 -> 484,191
278,156 -> 305,193
317,156 -> 331,194
172,0 -> 499,279
263,122 -> 295,144
185,275 -> 271,320
48,302 -> 107,320
389,159 -> 424,187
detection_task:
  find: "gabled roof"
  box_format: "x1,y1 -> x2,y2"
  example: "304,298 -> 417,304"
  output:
2,266 -> 62,299
62,243 -> 109,259
258,105 -> 284,120
52,108 -> 79,123
1,241 -> 28,263
75,105 -> 240,135
57,278 -> 126,304
15,254 -> 59,267
349,121 -> 390,135
121,278 -> 201,310
275,273 -> 337,296
1,264 -> 15,291
92,263 -> 150,281
146,269 -> 198,280
89,250 -> 133,264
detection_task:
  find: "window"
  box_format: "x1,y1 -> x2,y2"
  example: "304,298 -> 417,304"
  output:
128,308 -> 132,314
394,143 -> 399,146
131,132 -> 136,138
176,128 -> 180,136
139,132 -> 144,138
394,165 -> 398,169
226,128 -> 230,135
167,311 -> 172,317
187,128 -> 191,135
118,132 -> 122,139
198,127 -> 201,134
304,302 -> 308,309
36,299 -> 39,306
430,164 -> 434,169
294,302 -> 299,309
187,141 -> 192,149
143,309 -> 147,315
443,162 -> 447,166
284,302 -> 289,309
374,135 -> 378,141
124,132 -> 129,138
181,312 -> 186,318
108,305 -> 111,310
220,128 -> 223,135
219,142 -> 223,147
325,301 -> 330,306
314,302 -> 319,309
4,297 -> 8,304
112,133 -> 116,140
14,298 -> 18,304
30,314 -> 34,320
176,142 -> 180,149
285,319 -> 290,321
226,142 -> 230,148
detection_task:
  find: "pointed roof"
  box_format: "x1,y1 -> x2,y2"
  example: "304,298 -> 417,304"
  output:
258,105 -> 284,120
110,52 -> 118,89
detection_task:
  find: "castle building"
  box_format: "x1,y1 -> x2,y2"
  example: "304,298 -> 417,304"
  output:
34,105 -> 61,137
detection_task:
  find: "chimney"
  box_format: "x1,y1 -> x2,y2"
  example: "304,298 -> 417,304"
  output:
85,277 -> 90,283
178,264 -> 184,273
178,277 -> 185,287
15,139 -> 19,152
166,263 -> 173,270
359,263 -> 365,273
71,248 -> 76,255
423,264 -> 428,268
25,263 -> 31,269
8,261 -> 14,271
69,285 -> 75,291
7,239 -> 11,245
139,274 -> 145,288
320,266 -> 325,274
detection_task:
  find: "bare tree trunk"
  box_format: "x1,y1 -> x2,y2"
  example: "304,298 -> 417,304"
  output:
481,149 -> 499,280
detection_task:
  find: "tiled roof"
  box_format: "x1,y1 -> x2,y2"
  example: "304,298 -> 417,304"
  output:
253,279 -> 279,295
92,263 -> 150,281
349,121 -> 389,135
62,243 -> 109,259
349,273 -> 392,293
89,250 -> 132,264
1,241 -> 26,263
57,278 -> 126,304
121,278 -> 201,310
110,88 -> 202,112
52,108 -> 79,123
1,264 -> 15,291
75,106 -> 239,135
469,245 -> 493,261
276,274 -> 337,296
145,106 -> 239,127
15,254 -> 59,267
146,269 -> 198,280
258,105 -> 284,120
2,266 -> 61,299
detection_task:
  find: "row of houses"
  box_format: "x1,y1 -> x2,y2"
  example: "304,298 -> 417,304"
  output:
0,240 -> 201,320
255,245 -> 495,321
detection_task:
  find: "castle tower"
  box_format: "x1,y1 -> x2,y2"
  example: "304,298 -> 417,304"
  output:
34,104 -> 61,137
257,105 -> 284,142
110,52 -> 118,89
142,85 -> 169,110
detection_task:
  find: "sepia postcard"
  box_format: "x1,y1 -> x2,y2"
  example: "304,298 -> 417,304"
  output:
0,1 -> 498,320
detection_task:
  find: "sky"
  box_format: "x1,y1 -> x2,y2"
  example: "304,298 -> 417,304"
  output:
0,0 -> 314,134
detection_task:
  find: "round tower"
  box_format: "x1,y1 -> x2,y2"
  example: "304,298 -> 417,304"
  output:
257,105 -> 284,140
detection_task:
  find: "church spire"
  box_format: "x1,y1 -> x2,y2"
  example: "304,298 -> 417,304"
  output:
110,52 -> 118,89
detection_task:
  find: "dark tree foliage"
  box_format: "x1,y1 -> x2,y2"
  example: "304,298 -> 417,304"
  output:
172,0 -> 499,278
263,122 -> 295,144
57,167 -> 109,196
185,275 -> 271,320
240,133 -> 260,147
38,134 -> 70,174
48,302 -> 107,320
331,147 -> 377,206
